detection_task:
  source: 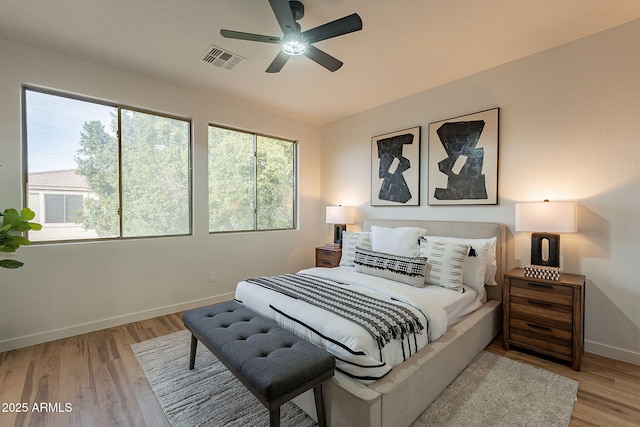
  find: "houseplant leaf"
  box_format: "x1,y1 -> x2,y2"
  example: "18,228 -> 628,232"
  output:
19,208 -> 36,221
0,259 -> 24,269
9,236 -> 32,246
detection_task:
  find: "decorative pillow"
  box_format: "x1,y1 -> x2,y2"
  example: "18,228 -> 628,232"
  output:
421,237 -> 483,292
370,226 -> 427,257
424,236 -> 497,287
419,241 -> 468,292
354,247 -> 428,288
339,231 -> 372,267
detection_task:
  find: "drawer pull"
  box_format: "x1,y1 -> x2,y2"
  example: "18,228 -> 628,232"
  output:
527,323 -> 552,331
527,299 -> 553,308
528,282 -> 553,289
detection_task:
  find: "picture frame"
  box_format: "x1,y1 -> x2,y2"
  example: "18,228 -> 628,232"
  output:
371,126 -> 421,206
427,108 -> 499,205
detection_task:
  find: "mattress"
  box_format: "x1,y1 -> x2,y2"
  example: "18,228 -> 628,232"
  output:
332,265 -> 484,325
235,266 -> 485,382
419,281 -> 485,325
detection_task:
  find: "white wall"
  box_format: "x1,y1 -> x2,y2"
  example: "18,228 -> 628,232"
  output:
0,38 -> 324,351
321,20 -> 640,365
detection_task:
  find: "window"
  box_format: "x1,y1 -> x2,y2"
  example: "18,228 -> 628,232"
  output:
44,194 -> 83,223
24,87 -> 192,242
208,125 -> 296,232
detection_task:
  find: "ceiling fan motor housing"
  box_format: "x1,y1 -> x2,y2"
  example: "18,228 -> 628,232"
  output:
289,1 -> 304,21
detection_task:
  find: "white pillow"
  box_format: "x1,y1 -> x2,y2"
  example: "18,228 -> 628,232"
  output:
424,236 -> 497,287
339,231 -> 372,267
370,226 -> 426,257
420,240 -> 468,292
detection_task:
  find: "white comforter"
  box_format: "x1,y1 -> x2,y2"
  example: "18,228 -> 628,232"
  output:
235,267 -> 448,382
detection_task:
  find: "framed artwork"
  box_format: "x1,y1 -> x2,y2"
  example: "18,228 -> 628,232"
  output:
371,127 -> 421,206
427,108 -> 499,205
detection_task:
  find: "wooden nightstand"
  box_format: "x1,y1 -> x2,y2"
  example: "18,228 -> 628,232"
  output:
503,267 -> 585,370
315,246 -> 342,268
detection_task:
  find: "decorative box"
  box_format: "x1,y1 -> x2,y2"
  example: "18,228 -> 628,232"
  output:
524,264 -> 561,281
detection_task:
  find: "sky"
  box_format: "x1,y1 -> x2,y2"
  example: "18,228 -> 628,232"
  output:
25,90 -> 116,172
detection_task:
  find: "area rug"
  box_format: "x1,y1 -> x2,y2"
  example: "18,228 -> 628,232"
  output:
131,330 -> 579,427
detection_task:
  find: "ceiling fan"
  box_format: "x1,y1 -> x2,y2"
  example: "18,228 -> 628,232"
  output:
220,0 -> 363,73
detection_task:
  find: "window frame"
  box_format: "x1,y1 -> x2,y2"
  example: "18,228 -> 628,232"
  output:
207,123 -> 298,234
22,85 -> 194,243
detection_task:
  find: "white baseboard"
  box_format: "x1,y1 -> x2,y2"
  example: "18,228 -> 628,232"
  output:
585,340 -> 640,366
0,293 -> 235,353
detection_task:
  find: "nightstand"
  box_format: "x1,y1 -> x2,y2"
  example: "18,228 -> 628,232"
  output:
315,246 -> 342,268
503,267 -> 585,370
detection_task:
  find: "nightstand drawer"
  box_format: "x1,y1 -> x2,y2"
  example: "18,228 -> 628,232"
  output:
510,321 -> 573,357
510,296 -> 572,330
510,318 -> 573,341
315,247 -> 342,268
316,256 -> 338,268
510,279 -> 573,306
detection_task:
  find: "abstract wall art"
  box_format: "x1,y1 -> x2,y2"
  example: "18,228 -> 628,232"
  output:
427,108 -> 499,205
371,126 -> 421,206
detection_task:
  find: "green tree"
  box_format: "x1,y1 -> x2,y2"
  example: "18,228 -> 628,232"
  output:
208,126 -> 254,231
75,118 -> 119,237
208,127 -> 295,232
256,136 -> 294,230
120,110 -> 190,237
75,110 -> 190,238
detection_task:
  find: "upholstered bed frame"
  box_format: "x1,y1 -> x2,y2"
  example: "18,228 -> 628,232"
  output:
292,219 -> 506,427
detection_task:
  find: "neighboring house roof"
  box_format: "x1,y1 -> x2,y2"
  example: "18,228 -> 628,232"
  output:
28,169 -> 90,192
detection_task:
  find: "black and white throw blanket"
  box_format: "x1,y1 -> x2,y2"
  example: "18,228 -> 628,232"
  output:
236,267 -> 448,382
246,274 -> 425,350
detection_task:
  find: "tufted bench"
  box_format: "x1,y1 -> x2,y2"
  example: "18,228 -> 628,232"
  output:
183,301 -> 335,427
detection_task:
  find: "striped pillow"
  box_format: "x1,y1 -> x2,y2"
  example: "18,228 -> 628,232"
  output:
340,231 -> 372,267
419,240 -> 468,292
354,247 -> 428,288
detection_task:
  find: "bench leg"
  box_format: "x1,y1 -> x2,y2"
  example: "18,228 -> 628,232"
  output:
314,384 -> 327,427
269,406 -> 280,427
189,334 -> 198,370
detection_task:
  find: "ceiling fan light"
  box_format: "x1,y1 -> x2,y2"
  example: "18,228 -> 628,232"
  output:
282,40 -> 306,55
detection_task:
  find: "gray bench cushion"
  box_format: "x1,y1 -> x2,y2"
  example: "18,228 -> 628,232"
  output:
183,301 -> 335,402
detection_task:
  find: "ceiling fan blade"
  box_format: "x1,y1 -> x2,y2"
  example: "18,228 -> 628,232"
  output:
220,29 -> 281,44
266,51 -> 290,73
302,13 -> 363,44
268,0 -> 298,34
304,45 -> 343,72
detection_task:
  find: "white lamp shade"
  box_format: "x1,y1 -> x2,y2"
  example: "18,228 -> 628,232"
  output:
326,206 -> 355,225
515,201 -> 577,233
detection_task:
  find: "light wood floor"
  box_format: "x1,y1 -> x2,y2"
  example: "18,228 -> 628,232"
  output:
1,312 -> 638,426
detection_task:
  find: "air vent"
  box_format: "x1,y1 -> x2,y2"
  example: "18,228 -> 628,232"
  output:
202,45 -> 245,70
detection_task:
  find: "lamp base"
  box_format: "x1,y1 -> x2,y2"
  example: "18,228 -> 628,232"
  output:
531,232 -> 560,268
333,224 -> 346,247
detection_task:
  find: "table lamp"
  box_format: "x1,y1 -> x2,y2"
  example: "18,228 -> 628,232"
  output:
515,200 -> 577,268
326,205 -> 355,247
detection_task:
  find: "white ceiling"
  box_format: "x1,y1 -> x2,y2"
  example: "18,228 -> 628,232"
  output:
2,0 -> 640,125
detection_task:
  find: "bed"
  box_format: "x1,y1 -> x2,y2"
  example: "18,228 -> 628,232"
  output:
235,219 -> 505,426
